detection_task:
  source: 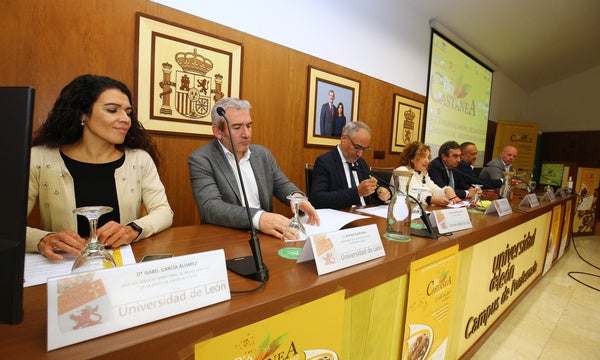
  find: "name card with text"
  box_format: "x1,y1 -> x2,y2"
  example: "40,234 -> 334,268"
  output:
297,224 -> 385,275
541,189 -> 557,202
47,250 -> 230,350
430,207 -> 472,233
484,198 -> 513,217
519,193 -> 540,208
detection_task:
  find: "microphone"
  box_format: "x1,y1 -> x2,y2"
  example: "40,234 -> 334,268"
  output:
351,165 -> 437,239
452,165 -> 498,191
217,106 -> 268,282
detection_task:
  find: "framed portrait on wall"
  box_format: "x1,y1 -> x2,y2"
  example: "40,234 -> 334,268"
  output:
306,66 -> 360,147
135,13 -> 242,136
391,94 -> 424,153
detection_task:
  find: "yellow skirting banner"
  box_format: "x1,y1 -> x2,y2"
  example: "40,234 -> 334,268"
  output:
195,290 -> 344,359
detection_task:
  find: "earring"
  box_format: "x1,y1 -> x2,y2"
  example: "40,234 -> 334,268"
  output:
81,119 -> 84,126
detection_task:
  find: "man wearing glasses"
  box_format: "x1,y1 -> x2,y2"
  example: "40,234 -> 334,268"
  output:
309,121 -> 391,209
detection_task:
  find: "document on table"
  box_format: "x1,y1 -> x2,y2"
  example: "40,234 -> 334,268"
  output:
303,208 -> 370,235
354,204 -> 388,218
355,204 -> 429,220
23,245 -> 136,287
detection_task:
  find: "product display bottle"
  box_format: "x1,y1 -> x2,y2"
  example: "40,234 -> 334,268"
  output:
566,176 -> 573,193
385,170 -> 413,242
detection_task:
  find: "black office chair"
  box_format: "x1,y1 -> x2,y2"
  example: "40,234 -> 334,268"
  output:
305,163 -> 314,197
369,166 -> 395,187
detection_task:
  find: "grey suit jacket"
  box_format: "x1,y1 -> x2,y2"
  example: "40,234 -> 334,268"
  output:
479,156 -> 513,188
188,139 -> 301,229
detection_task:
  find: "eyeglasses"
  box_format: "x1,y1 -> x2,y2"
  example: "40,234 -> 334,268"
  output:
347,136 -> 371,152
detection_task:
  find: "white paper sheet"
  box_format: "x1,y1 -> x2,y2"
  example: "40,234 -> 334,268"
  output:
303,208 -> 370,235
24,245 -> 136,287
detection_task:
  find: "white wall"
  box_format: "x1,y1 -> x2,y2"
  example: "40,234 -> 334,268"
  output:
152,0 -> 598,133
527,65 -> 600,132
488,72 -> 529,123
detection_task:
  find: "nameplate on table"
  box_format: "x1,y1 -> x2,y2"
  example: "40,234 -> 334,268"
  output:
541,189 -> 557,202
484,198 -> 513,217
519,193 -> 540,208
554,188 -> 567,198
46,249 -> 230,350
297,224 -> 385,275
430,207 -> 472,233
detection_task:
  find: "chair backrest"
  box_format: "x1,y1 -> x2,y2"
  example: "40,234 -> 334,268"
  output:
369,166 -> 395,186
305,163 -> 314,197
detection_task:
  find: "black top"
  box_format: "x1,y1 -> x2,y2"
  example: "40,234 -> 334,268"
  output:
61,151 -> 124,237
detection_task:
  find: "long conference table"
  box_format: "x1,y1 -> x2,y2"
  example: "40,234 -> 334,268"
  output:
0,195 -> 575,359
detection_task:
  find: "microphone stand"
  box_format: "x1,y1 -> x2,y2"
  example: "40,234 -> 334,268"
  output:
217,107 -> 268,283
352,166 -> 438,239
452,165 -> 501,197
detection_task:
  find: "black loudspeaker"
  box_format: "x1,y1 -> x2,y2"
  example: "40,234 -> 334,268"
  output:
0,87 -> 34,324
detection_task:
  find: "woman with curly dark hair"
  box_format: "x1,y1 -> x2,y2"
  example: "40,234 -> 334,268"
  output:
28,74 -> 173,260
394,141 -> 457,206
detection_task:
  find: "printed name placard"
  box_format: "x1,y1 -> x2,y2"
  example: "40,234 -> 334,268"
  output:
297,224 -> 385,275
541,189 -> 557,202
430,207 -> 472,233
47,250 -> 230,350
519,193 -> 540,208
484,198 -> 513,217
554,188 -> 567,198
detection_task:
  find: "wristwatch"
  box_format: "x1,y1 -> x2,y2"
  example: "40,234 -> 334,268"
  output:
127,221 -> 143,236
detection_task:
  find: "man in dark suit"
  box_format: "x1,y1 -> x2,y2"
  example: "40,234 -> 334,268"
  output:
309,121 -> 391,209
455,142 -> 488,188
319,90 -> 336,136
188,97 -> 319,238
429,141 -> 477,200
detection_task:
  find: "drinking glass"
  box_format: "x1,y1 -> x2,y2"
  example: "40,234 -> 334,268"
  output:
71,206 -> 117,273
469,184 -> 484,210
410,188 -> 427,230
278,195 -> 308,260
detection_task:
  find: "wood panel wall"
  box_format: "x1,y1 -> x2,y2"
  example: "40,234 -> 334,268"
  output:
4,0 -> 423,227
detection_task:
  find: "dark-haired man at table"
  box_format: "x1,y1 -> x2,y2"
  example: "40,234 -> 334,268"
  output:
429,140 -> 478,200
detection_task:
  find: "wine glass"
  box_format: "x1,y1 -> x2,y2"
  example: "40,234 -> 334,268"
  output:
71,206 -> 117,273
410,189 -> 427,230
278,195 -> 308,260
469,184 -> 484,210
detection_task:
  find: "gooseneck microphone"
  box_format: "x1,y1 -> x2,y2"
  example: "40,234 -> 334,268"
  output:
451,165 -> 498,192
351,166 -> 438,239
217,106 -> 268,283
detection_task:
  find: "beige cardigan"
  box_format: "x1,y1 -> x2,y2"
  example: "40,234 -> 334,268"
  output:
26,146 -> 173,252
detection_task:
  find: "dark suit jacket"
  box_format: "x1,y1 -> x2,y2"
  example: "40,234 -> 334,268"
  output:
319,102 -> 335,136
309,147 -> 384,209
188,139 -> 301,229
428,157 -> 470,199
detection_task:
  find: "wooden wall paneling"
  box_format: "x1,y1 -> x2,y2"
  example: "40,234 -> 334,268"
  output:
5,0 -> 423,228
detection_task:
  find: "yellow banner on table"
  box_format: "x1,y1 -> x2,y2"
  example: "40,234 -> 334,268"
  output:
195,290 -> 344,359
401,245 -> 459,360
543,204 -> 563,274
452,213 -> 550,357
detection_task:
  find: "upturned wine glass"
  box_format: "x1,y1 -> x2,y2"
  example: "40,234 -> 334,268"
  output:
278,195 -> 308,260
469,184 -> 484,209
71,206 -> 117,273
410,188 -> 427,229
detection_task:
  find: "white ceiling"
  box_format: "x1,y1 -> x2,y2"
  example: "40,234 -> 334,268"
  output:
155,0 -> 600,93
403,0 -> 600,92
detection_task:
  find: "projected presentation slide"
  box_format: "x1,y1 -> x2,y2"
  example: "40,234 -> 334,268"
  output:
425,31 -> 493,154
